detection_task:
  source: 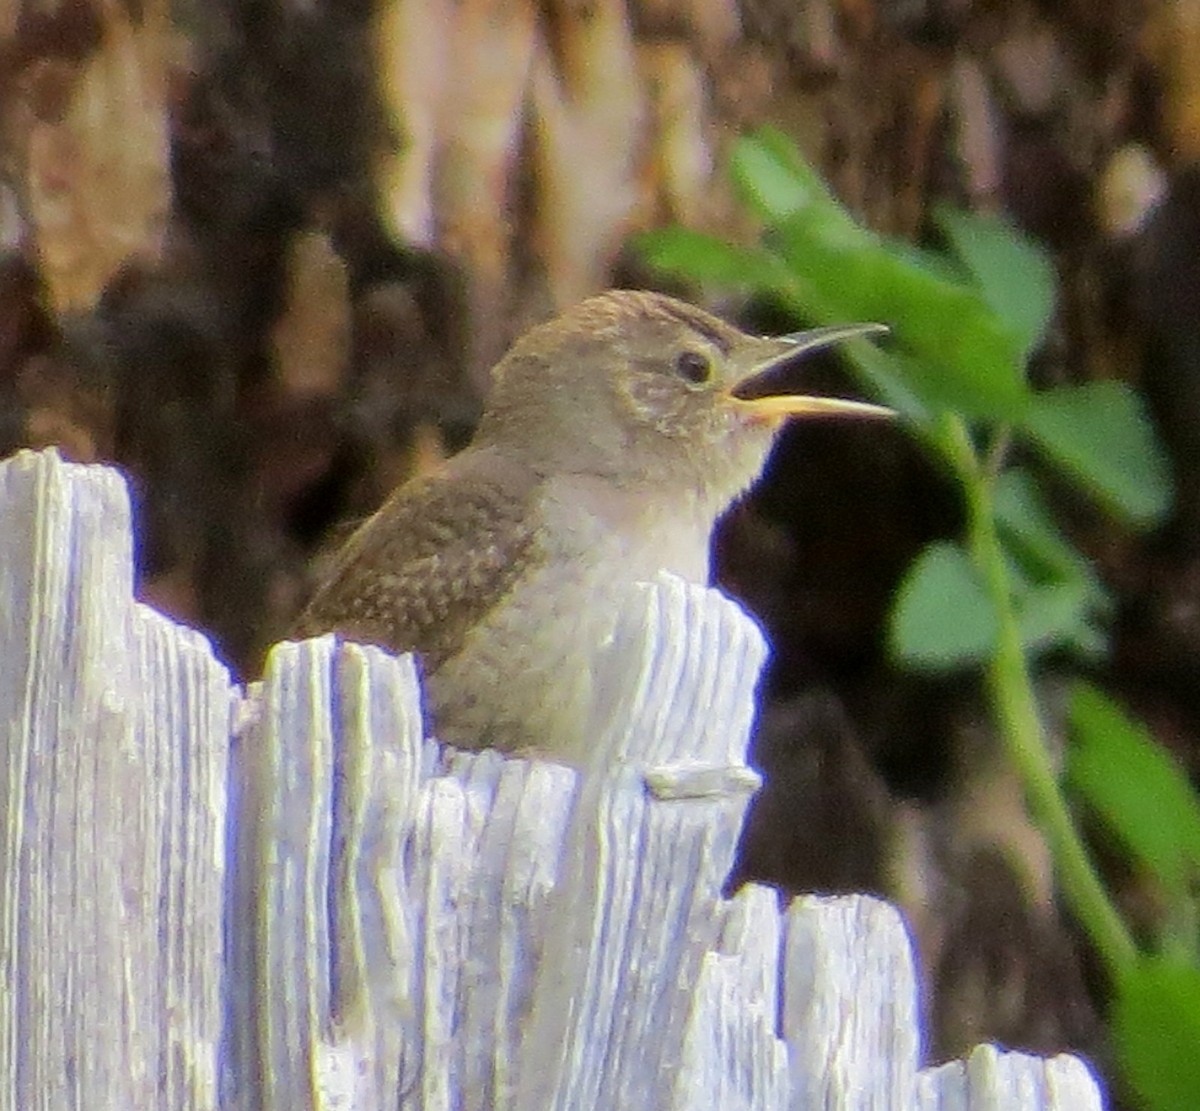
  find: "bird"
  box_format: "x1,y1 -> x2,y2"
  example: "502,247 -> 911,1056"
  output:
292,290 -> 888,760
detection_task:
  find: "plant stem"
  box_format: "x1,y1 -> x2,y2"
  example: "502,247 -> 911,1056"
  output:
945,416 -> 1138,980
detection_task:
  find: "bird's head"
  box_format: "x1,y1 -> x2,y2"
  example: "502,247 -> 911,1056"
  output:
476,290 -> 890,514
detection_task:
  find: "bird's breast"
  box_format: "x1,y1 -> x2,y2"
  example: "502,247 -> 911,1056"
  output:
423,476 -> 717,759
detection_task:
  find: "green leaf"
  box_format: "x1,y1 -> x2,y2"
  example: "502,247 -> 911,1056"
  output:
994,469 -> 1112,655
1068,683 -> 1200,899
999,536 -> 1106,658
634,228 -> 786,290
877,337 -> 1020,424
729,128 -> 855,232
890,541 -> 996,670
1114,957 -> 1200,1111
935,205 -> 1057,362
884,237 -> 971,286
994,468 -> 1096,582
1021,381 -> 1174,527
771,218 -> 1032,421
846,343 -> 933,426
1013,579 -> 1094,655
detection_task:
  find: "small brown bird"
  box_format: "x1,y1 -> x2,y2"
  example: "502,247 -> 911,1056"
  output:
293,290 -> 887,759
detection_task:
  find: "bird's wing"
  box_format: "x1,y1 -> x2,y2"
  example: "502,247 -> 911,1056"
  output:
291,449 -> 541,667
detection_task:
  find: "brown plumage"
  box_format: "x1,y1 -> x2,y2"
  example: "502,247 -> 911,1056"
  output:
292,290 -> 887,759
293,449 -> 539,670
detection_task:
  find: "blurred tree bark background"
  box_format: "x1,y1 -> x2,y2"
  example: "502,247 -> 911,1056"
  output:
3,0 -> 1199,1093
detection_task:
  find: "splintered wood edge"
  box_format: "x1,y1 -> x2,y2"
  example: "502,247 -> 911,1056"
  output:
131,605 -> 233,1110
233,637 -> 432,1110
667,884 -> 789,1111
915,1043 -> 1106,1110
503,581 -> 769,1110
783,895 -> 920,1104
0,448 -> 231,1111
588,571 -> 767,771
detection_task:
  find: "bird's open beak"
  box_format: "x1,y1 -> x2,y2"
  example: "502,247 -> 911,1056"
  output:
726,323 -> 893,423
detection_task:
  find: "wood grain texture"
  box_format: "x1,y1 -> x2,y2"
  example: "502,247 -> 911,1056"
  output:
0,449 -> 1105,1111
0,449 -> 229,1111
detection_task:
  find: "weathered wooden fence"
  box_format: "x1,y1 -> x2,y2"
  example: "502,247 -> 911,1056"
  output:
0,448 -> 1103,1110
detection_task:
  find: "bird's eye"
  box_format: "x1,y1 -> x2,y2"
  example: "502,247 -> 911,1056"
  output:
674,350 -> 712,385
